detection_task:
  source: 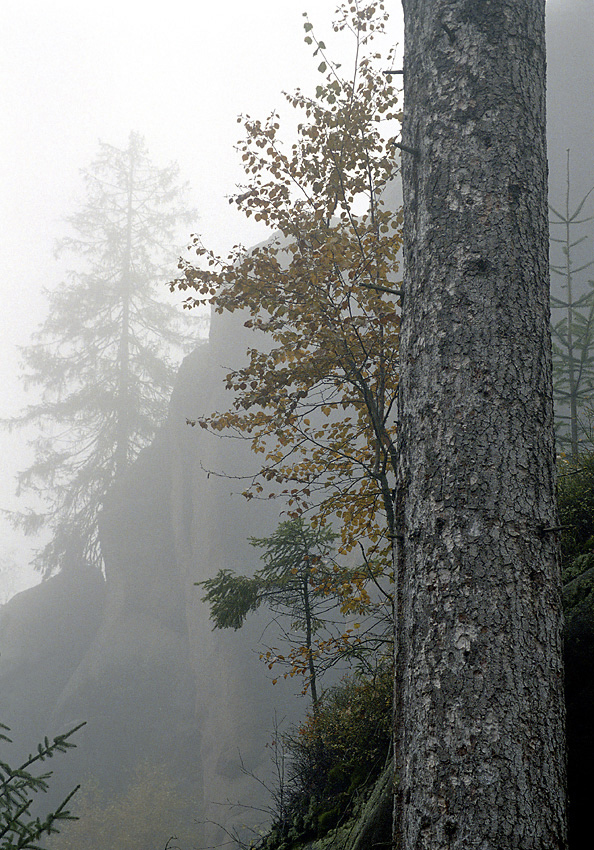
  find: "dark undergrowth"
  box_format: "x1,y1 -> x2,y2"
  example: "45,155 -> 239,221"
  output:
256,663 -> 392,850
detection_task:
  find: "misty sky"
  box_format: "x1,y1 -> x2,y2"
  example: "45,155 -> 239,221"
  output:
0,1 -> 403,593
0,0 -> 590,597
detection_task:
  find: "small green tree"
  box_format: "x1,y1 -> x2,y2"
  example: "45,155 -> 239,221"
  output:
550,151 -> 594,459
199,518 -> 377,708
5,132 -> 198,574
0,722 -> 83,850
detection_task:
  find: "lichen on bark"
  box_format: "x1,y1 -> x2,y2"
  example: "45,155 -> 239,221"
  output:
394,2 -> 567,847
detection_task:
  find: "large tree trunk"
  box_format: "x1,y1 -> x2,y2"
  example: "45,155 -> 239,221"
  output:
394,2 -> 567,848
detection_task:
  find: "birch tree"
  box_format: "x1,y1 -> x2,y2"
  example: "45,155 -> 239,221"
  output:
394,2 -> 567,847
174,1 -> 401,611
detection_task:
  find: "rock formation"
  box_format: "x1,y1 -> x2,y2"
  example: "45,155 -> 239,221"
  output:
0,312 -> 303,849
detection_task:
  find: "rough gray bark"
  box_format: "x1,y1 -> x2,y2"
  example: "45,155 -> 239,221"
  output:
394,2 -> 567,848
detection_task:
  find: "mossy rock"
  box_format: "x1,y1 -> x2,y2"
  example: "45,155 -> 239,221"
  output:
292,762 -> 393,850
563,564 -> 594,615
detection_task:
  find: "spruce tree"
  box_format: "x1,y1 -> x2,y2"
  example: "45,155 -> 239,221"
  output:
0,721 -> 83,850
550,152 -> 594,459
6,132 -> 197,575
199,519 -> 340,709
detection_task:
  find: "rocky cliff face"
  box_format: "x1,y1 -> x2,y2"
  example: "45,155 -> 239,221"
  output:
0,313 -> 303,848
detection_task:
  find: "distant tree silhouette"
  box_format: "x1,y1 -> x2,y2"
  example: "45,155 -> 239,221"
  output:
5,132 -> 198,575
550,152 -> 594,459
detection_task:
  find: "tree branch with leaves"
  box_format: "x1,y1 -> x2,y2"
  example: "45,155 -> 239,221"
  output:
174,3 -> 402,624
0,722 -> 84,850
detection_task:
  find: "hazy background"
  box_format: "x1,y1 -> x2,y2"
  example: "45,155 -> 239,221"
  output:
0,0 -> 405,598
1,0 -> 592,599
0,2 -> 592,847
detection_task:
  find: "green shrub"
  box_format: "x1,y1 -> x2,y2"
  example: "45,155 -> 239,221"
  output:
267,663 -> 392,845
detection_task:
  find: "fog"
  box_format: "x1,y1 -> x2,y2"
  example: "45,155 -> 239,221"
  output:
2,0 -> 590,593
0,0 -> 592,848
1,0 -> 387,581
0,3 -> 404,847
